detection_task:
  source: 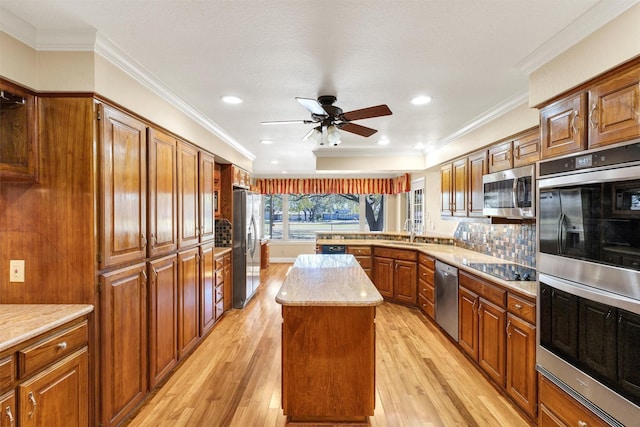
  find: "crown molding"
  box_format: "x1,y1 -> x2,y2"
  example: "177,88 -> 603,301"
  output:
515,0 -> 640,74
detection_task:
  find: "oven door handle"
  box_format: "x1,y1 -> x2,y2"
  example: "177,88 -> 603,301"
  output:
557,213 -> 565,254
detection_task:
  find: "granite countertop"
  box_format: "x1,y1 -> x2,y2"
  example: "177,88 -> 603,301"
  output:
275,254 -> 384,307
317,239 -> 537,298
0,304 -> 94,353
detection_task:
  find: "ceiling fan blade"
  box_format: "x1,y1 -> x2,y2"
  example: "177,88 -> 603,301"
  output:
296,97 -> 326,116
339,122 -> 378,137
342,104 -> 392,121
261,119 -> 314,125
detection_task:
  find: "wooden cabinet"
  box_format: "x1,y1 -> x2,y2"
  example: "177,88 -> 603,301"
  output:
98,104 -> 148,269
199,151 -> 215,243
200,243 -> 216,335
540,93 -> 588,159
452,158 -> 467,217
178,248 -> 200,359
440,163 -> 452,215
148,255 -> 178,389
177,141 -> 200,249
99,263 -> 147,427
0,79 -> 38,183
505,309 -> 536,418
373,248 -> 417,305
588,65 -> 640,149
17,349 -> 88,427
221,253 -> 232,313
417,253 -> 436,319
538,374 -> 606,427
441,151 -> 486,217
147,128 -> 178,258
232,165 -> 250,188
488,140 -> 513,172
513,128 -> 540,167
467,150 -> 488,217
458,271 -> 507,387
347,245 -> 372,278
0,391 -> 15,427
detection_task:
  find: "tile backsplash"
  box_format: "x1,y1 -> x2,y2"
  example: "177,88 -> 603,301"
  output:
215,219 -> 232,247
454,222 -> 536,267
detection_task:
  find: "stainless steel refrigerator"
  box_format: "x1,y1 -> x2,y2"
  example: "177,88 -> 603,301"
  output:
232,189 -> 261,308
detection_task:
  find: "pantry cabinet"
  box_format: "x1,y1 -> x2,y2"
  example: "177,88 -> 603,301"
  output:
98,104 -> 148,269
199,152 -> 216,243
178,248 -> 200,359
177,141 -> 200,249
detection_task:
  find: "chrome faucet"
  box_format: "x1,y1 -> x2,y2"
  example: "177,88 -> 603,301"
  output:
404,219 -> 415,243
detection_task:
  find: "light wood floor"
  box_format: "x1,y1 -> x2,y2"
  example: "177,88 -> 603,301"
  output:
125,263 -> 533,427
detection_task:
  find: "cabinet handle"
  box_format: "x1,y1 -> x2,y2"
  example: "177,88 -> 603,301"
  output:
141,270 -> 147,282
28,391 -> 37,419
589,103 -> 598,129
578,421 -> 587,427
506,320 -> 511,338
572,111 -> 580,135
150,233 -> 156,247
141,233 -> 147,249
514,146 -> 521,160
472,300 -> 476,311
56,341 -> 67,350
514,303 -> 522,310
5,406 -> 14,426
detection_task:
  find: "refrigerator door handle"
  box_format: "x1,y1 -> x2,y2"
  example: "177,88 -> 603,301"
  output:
248,215 -> 257,255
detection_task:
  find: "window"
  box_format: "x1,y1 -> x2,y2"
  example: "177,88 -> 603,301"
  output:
406,178 -> 424,234
263,194 -> 385,240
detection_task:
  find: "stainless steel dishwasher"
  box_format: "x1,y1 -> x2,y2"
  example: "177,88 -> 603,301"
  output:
435,260 -> 459,342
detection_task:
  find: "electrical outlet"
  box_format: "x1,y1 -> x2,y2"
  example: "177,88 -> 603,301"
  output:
10,260 -> 25,282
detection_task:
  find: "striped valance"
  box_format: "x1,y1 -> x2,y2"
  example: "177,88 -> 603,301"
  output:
255,173 -> 411,195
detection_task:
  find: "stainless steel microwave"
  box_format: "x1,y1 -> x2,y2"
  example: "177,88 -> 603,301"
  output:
482,164 -> 534,218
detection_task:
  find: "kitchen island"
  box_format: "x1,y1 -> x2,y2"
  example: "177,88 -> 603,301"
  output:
275,254 -> 383,425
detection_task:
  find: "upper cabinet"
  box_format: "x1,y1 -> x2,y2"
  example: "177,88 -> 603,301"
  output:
441,149 -> 487,218
98,104 -> 148,269
199,151 -> 215,243
490,127 -> 540,172
588,65 -> 640,149
0,80 -> 38,183
232,165 -> 250,188
540,60 -> 640,159
488,140 -> 513,173
177,141 -> 200,248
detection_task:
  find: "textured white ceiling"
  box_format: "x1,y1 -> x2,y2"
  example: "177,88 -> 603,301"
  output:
0,0 -> 636,176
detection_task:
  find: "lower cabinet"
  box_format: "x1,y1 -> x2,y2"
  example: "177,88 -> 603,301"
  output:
100,263 -> 148,427
215,252 -> 231,320
0,391 -> 15,427
417,254 -> 436,319
347,245 -> 372,279
373,248 -> 417,305
178,248 -> 200,359
538,374 -> 605,427
148,255 -> 178,389
200,243 -> 216,335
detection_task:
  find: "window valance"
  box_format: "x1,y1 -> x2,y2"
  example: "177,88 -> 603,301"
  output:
255,173 -> 410,195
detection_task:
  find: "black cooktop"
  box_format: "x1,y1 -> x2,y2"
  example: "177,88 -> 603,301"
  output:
467,263 -> 536,281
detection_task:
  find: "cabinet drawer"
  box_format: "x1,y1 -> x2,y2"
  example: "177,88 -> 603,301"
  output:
355,256 -> 372,269
418,264 -> 435,287
347,246 -> 371,256
459,271 -> 506,308
418,294 -> 435,319
0,356 -> 14,394
418,280 -> 434,302
539,374 -> 605,427
373,247 -> 417,261
215,285 -> 224,303
507,293 -> 536,324
18,321 -> 88,379
418,253 -> 435,270
215,268 -> 224,285
215,301 -> 224,319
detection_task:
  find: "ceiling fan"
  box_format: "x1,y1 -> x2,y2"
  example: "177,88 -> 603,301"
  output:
261,95 -> 392,145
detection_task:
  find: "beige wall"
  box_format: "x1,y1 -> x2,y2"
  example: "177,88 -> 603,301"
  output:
529,3 -> 640,107
0,31 -> 38,89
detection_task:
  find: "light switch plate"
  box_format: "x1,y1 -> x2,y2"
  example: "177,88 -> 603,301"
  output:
10,260 -> 25,282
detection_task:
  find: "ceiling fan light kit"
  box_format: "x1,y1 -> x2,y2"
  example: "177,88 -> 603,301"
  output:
261,95 -> 392,145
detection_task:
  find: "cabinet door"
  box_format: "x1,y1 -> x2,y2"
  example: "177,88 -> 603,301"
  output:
147,128 -> 177,258
588,65 -> 640,149
0,391 -> 15,427
178,248 -> 200,359
200,243 -> 216,335
452,158 -> 467,217
99,104 -> 147,268
394,260 -> 417,305
458,287 -> 479,360
0,80 -> 38,182
223,254 -> 232,311
199,151 -> 215,243
100,263 -> 147,427
506,314 -> 537,418
618,309 -> 640,402
540,93 -> 587,159
18,349 -> 88,427
488,140 -> 513,172
578,299 -> 617,381
467,150 -> 487,217
148,255 -> 178,389
513,128 -> 540,167
440,163 -> 452,216
478,298 -> 506,387
373,257 -> 394,299
177,141 -> 199,248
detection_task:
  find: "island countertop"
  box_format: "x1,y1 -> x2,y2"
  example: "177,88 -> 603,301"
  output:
275,254 -> 383,306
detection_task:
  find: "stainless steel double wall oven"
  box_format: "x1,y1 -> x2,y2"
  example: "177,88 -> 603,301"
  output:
536,141 -> 640,426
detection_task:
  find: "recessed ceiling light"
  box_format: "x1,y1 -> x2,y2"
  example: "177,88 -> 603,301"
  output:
221,95 -> 243,104
282,170 -> 288,174
271,160 -> 279,164
411,95 -> 432,105
414,142 -> 426,149
378,138 -> 390,146
260,139 -> 273,145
